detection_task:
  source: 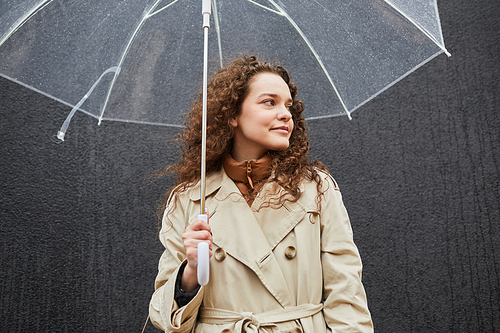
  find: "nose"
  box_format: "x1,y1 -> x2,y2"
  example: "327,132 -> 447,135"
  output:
277,105 -> 292,122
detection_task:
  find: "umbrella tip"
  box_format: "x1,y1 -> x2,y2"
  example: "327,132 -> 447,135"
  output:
51,134 -> 64,144
56,131 -> 65,142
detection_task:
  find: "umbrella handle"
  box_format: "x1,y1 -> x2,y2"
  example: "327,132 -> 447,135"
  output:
197,214 -> 210,286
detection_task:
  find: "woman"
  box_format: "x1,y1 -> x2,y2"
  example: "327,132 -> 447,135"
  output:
149,56 -> 373,332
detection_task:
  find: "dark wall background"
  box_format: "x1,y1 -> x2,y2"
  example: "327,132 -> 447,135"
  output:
1,0 -> 499,332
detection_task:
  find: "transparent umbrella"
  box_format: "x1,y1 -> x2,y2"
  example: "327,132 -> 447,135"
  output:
0,0 -> 449,141
1,0 -> 450,292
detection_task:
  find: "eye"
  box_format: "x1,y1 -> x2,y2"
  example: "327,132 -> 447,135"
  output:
286,105 -> 293,111
263,99 -> 275,106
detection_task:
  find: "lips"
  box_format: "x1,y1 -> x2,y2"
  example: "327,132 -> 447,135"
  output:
271,126 -> 289,133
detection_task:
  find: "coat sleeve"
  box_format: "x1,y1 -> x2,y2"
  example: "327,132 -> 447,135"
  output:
320,175 -> 374,332
149,192 -> 204,332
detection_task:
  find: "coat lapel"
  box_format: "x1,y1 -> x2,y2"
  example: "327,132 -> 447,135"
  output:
251,183 -> 308,250
192,169 -> 307,307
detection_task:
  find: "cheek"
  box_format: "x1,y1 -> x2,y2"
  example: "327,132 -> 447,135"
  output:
253,114 -> 274,129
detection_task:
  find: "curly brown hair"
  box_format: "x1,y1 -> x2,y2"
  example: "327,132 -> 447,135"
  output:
158,55 -> 326,214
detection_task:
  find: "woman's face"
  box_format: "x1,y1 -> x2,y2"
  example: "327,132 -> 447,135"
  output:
230,72 -> 294,162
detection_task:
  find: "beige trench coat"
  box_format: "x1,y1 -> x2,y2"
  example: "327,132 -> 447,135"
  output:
149,167 -> 373,333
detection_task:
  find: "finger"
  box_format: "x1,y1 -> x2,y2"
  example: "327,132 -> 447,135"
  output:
193,230 -> 212,242
190,219 -> 212,233
185,243 -> 213,267
183,229 -> 212,243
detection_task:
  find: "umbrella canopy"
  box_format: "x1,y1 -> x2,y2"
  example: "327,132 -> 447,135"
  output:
0,0 -> 449,138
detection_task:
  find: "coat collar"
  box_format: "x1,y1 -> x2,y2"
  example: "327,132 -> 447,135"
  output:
187,167 -> 226,202
186,167 -> 308,307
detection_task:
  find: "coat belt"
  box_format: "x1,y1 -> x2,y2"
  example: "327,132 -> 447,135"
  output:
198,303 -> 323,332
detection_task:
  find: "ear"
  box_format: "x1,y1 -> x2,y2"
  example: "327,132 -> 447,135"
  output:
229,117 -> 238,128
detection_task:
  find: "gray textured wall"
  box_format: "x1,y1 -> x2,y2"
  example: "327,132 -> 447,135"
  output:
1,0 -> 499,332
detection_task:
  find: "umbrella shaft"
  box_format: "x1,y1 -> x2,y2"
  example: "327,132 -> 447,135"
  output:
200,25 -> 209,215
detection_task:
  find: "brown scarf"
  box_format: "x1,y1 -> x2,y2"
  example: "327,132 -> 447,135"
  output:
222,153 -> 272,206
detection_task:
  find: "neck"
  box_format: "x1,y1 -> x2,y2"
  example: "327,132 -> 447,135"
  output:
231,148 -> 269,162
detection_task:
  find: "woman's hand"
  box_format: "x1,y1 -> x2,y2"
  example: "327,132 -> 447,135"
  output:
181,213 -> 212,292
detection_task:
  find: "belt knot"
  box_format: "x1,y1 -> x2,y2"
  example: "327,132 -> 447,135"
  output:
237,312 -> 279,333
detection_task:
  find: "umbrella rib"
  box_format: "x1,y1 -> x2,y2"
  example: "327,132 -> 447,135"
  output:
212,0 -> 224,69
0,0 -> 53,47
264,0 -> 352,119
98,117 -> 185,128
148,0 -> 181,18
304,113 -> 344,121
98,0 -> 168,124
56,67 -> 120,141
432,1 -> 449,56
245,1 -> 283,16
383,0 -> 450,57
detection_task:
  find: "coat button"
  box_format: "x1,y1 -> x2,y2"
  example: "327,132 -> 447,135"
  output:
284,246 -> 296,259
214,248 -> 226,262
221,329 -> 232,333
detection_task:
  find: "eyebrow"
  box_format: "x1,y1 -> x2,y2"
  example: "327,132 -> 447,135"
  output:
257,93 -> 293,103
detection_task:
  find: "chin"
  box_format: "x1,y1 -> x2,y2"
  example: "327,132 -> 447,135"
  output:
270,143 -> 290,152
